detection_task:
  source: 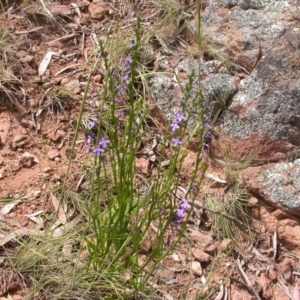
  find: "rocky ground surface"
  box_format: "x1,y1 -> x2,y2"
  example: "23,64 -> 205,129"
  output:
0,0 -> 300,299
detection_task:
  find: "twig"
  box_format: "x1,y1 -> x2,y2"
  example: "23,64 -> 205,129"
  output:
15,27 -> 43,34
192,201 -> 260,234
38,0 -> 54,20
48,34 -> 76,45
80,27 -> 85,54
249,43 -> 262,75
236,258 -> 262,300
55,64 -> 83,76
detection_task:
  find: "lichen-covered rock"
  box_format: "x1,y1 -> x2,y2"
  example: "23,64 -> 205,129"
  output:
242,159 -> 300,216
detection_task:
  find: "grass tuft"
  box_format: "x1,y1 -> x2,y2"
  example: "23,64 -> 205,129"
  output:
205,184 -> 250,241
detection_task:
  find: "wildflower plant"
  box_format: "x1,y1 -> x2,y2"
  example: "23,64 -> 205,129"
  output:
83,18 -> 208,295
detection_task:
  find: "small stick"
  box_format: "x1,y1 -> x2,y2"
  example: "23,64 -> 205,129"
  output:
48,34 -> 76,45
236,258 -> 262,300
15,27 -> 43,34
55,64 -> 82,76
249,43 -> 262,75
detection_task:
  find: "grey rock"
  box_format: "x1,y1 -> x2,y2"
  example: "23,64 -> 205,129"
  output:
242,159 -> 300,215
239,0 -> 264,10
224,0 -> 239,8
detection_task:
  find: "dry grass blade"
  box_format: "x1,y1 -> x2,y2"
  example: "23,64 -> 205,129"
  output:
236,258 -> 262,300
272,228 -> 278,260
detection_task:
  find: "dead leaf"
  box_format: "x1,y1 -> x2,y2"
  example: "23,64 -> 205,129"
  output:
58,207 -> 67,224
50,192 -> 59,211
1,201 -> 21,215
215,283 -> 225,300
38,51 -> 53,76
205,173 -> 227,183
75,174 -> 85,191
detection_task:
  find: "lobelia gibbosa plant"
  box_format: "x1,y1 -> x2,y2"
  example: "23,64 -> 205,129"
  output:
83,18 -> 209,295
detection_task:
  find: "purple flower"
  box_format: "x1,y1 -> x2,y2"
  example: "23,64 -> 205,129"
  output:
88,120 -> 97,130
123,56 -> 133,63
118,85 -> 128,93
204,133 -> 213,141
172,138 -> 182,147
171,121 -> 180,132
123,66 -> 131,72
122,74 -> 129,84
189,184 -> 198,194
181,199 -> 190,210
205,123 -> 211,129
115,98 -> 123,105
93,146 -> 105,157
175,110 -> 187,123
177,209 -> 185,219
87,135 -> 94,144
98,138 -> 110,149
204,143 -> 210,150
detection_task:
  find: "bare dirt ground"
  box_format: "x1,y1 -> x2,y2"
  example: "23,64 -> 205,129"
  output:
1,1 -> 300,299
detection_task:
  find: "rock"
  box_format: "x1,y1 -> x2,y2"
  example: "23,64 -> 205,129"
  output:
189,230 -> 215,252
0,191 -> 11,199
19,155 -> 34,168
259,273 -> 273,299
32,190 -> 41,198
12,135 -> 28,149
220,238 -> 234,252
183,0 -> 300,164
190,261 -> 202,276
21,119 -> 34,129
135,157 -> 150,176
19,55 -> 35,65
94,74 -> 103,83
241,159 -> 300,217
278,222 -> 300,251
47,130 -> 65,142
231,290 -> 253,300
158,268 -> 174,281
192,249 -> 211,263
48,149 -> 60,160
64,79 -> 81,95
200,73 -> 239,116
88,2 -> 109,20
